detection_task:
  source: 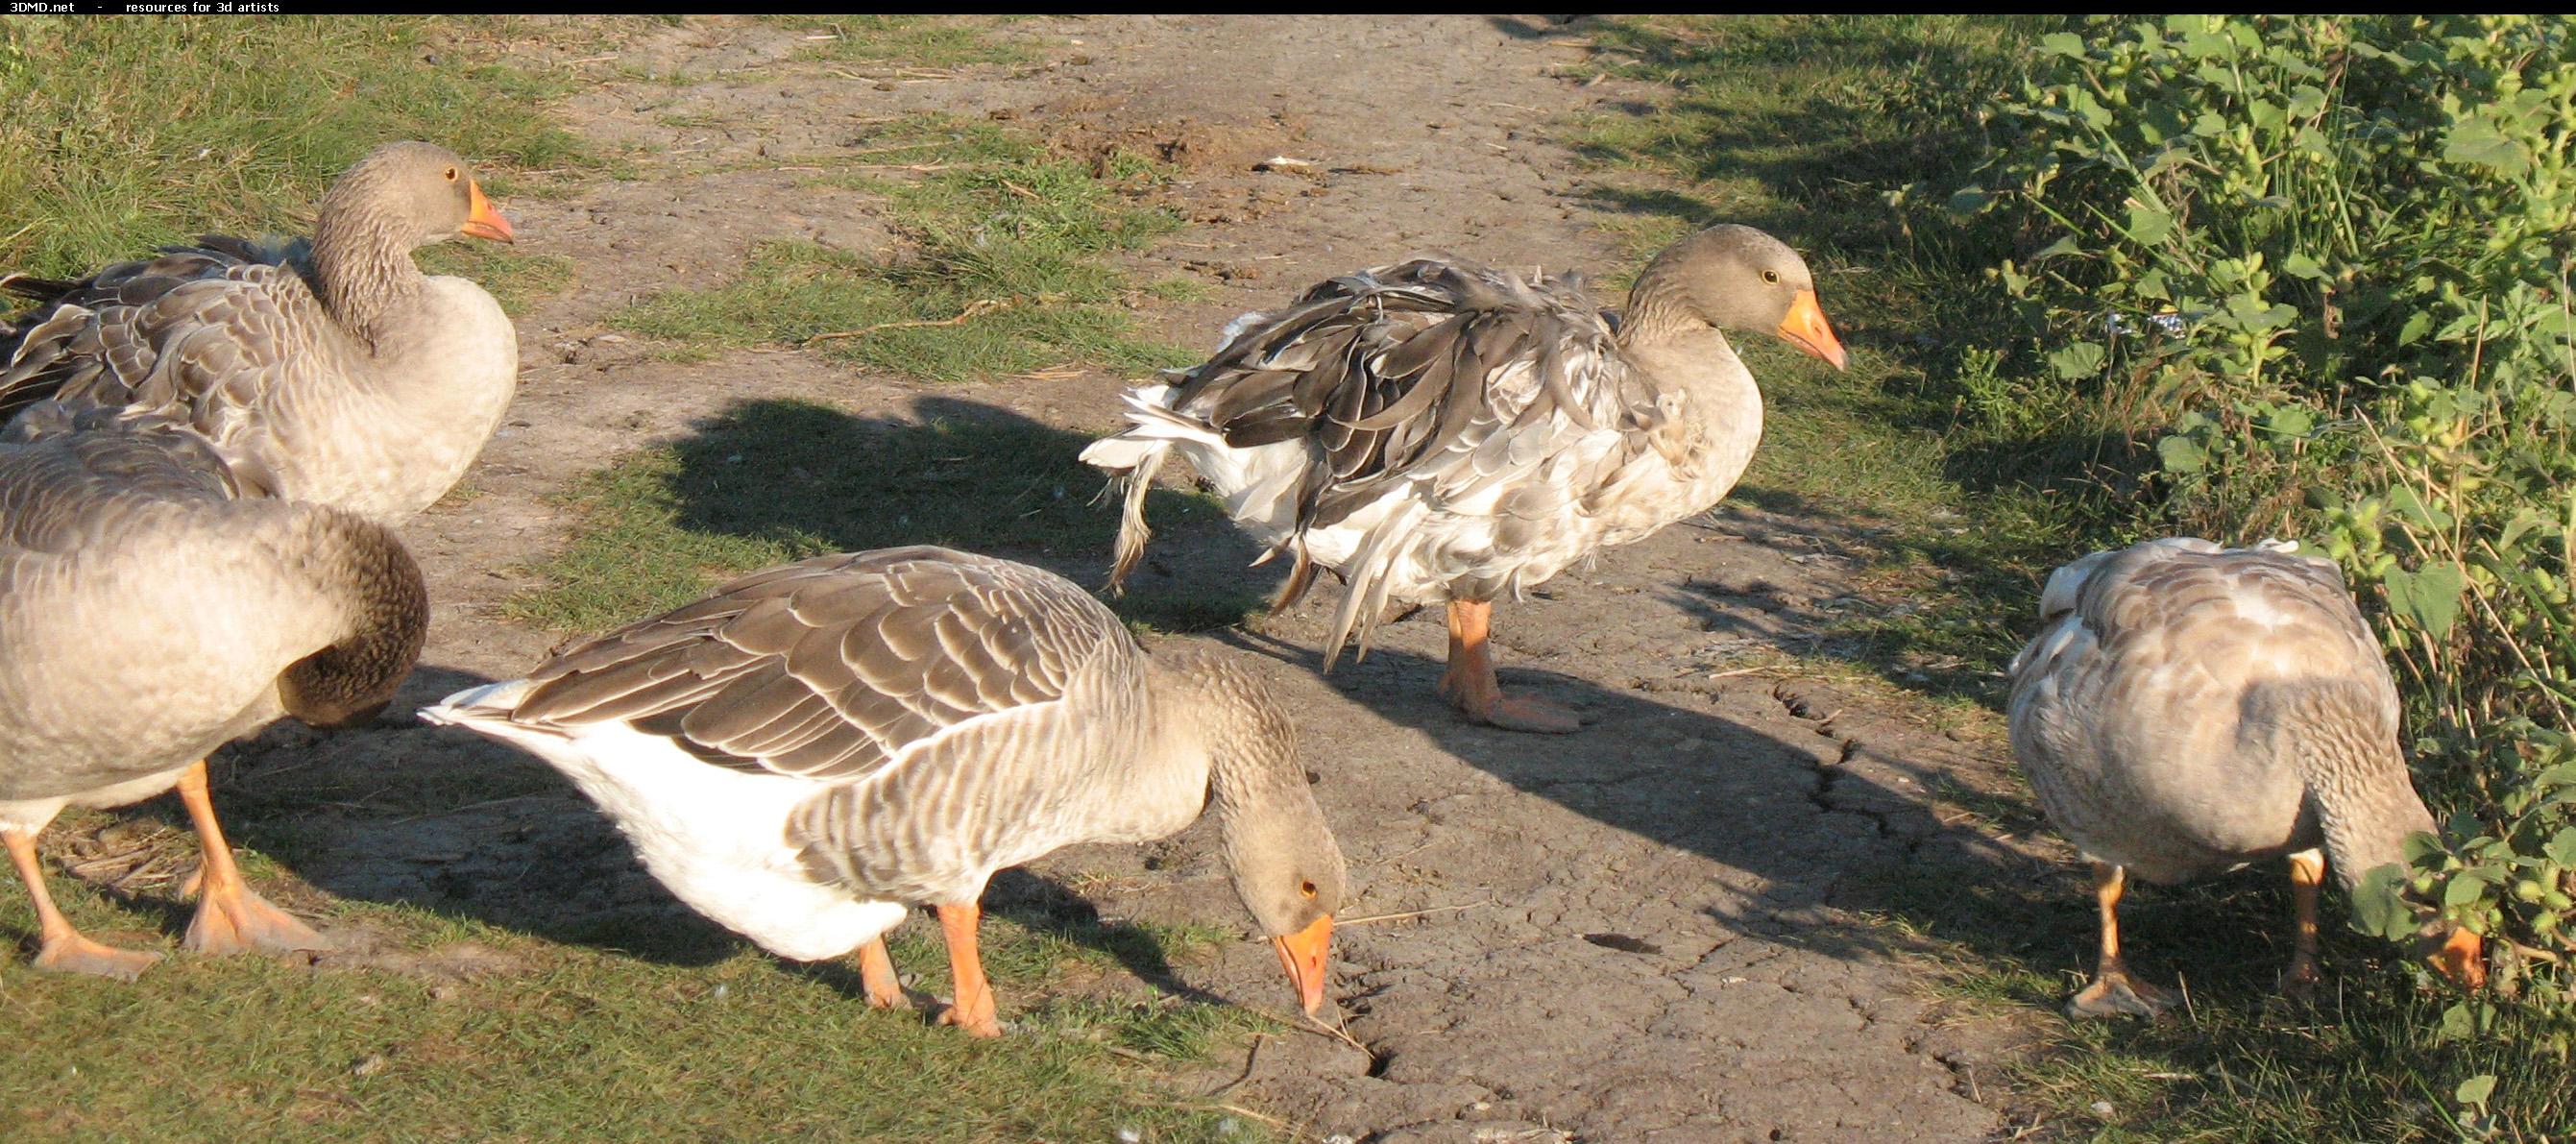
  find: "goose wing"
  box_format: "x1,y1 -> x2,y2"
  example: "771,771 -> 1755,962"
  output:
1174,258 -> 1661,536
503,547 -> 1134,783
0,236 -> 312,424
0,252 -> 338,498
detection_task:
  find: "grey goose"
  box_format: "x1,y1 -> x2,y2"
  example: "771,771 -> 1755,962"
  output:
0,140 -> 519,523
2009,538 -> 2484,1016
1081,225 -> 1847,733
425,547 -> 1345,1036
0,406 -> 426,978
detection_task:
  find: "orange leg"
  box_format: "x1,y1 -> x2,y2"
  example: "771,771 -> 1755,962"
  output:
5,825 -> 162,980
936,903 -> 1002,1036
857,936 -> 904,1010
2277,849 -> 2325,998
2067,862 -> 2176,1019
1435,600 -> 1580,734
176,762 -> 328,956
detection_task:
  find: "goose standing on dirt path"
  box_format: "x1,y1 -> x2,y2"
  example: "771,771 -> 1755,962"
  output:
2008,538 -> 2486,1017
424,546 -> 1346,1036
1081,225 -> 1847,733
0,407 -> 427,979
0,141 -> 520,522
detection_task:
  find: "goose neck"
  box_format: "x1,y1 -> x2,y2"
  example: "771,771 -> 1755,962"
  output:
310,208 -> 426,351
276,508 -> 428,727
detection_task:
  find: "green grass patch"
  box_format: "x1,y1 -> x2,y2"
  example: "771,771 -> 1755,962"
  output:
506,399 -> 1232,634
763,15 -> 1034,69
612,116 -> 1192,383
415,244 -> 577,317
0,885 -> 1268,1143
0,17 -> 589,280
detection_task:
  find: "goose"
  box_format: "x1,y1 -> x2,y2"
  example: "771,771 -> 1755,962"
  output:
0,405 -> 428,979
422,546 -> 1346,1036
2008,538 -> 2485,1017
1080,225 -> 1847,733
0,140 -> 520,523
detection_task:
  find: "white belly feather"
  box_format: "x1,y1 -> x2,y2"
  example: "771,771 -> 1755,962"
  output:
424,684 -> 905,962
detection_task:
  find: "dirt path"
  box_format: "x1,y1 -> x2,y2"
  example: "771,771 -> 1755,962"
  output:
225,16 -> 2058,1143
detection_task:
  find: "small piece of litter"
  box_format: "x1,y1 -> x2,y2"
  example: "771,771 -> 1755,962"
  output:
712,984 -> 730,1000
1323,1136 -> 1359,1144
1117,1128 -> 1142,1144
2089,1101 -> 2115,1117
1216,1118 -> 1240,1137
352,1053 -> 389,1078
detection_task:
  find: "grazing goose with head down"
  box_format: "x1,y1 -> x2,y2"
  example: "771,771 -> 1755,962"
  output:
2009,538 -> 2485,1017
0,406 -> 427,978
1081,225 -> 1847,733
424,546 -> 1346,1036
0,140 -> 519,522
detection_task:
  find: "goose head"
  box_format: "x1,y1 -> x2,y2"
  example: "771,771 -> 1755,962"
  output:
1183,654 -> 1349,1015
1631,224 -> 1846,370
318,141 -> 516,252
274,510 -> 430,729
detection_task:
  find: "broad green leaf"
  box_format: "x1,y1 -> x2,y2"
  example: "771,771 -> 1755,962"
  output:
2444,118 -> 2532,176
2039,32 -> 2086,58
2125,202 -> 2174,245
2457,1075 -> 2497,1108
2444,868 -> 2491,906
2385,561 -> 2466,638
2049,341 -> 2105,379
2546,826 -> 2576,867
2349,863 -> 2417,941
2156,434 -> 2207,474
2282,252 -> 2325,280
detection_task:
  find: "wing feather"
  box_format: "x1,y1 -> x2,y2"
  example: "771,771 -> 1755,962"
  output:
507,547 -> 1133,783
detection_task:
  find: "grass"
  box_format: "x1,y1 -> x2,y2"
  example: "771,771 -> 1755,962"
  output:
0,18 -> 590,280
0,880 -> 1268,1143
504,399 -> 1248,635
611,116 -> 1194,383
762,15 -> 1035,69
1579,13 -> 2549,1139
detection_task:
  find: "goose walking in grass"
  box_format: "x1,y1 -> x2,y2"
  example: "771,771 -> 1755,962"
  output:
0,407 -> 427,979
1081,225 -> 1847,733
2008,538 -> 2486,1017
0,141 -> 520,522
424,546 -> 1345,1036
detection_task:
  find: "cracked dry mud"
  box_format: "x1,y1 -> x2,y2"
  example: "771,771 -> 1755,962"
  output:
101,16 -> 2078,1143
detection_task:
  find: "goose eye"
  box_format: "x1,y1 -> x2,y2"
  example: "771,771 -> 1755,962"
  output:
1300,880 -> 1318,898
445,167 -> 459,182
1762,269 -> 1780,284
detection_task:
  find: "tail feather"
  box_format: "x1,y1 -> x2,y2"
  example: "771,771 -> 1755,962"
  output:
1102,442 -> 1171,596
1322,499 -> 1426,671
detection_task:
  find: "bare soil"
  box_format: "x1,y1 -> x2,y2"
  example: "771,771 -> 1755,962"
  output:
86,16 -> 2084,1143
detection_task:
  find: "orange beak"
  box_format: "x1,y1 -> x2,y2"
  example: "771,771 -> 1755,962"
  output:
1776,287 -> 1846,371
1271,913 -> 1333,1015
461,180 -> 516,243
2434,926 -> 2487,989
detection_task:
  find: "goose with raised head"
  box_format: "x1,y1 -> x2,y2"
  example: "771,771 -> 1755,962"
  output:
2009,538 -> 2486,1017
0,140 -> 519,522
423,546 -> 1346,1036
1081,225 -> 1847,733
0,406 -> 428,978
